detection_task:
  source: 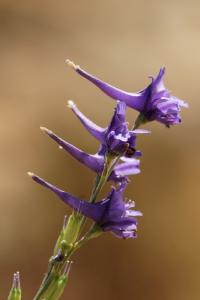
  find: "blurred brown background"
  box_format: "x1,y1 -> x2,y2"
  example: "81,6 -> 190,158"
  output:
0,0 -> 199,299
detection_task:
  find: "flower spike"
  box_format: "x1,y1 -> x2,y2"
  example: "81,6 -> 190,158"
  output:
65,59 -> 78,70
113,157 -> 140,177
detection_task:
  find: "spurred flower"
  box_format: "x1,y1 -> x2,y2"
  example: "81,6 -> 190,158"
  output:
28,173 -> 142,239
68,100 -> 149,156
40,127 -> 140,182
66,60 -> 188,127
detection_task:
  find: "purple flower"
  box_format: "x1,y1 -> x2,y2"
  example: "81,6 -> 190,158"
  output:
28,173 -> 142,239
40,127 -> 140,182
66,60 -> 188,127
68,100 -> 149,156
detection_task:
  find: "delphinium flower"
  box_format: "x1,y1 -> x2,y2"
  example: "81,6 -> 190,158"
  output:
39,127 -> 140,183
66,60 -> 188,127
28,173 -> 142,239
67,100 -> 148,157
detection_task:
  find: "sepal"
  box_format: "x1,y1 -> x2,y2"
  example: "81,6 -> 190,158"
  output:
63,212 -> 83,245
54,213 -> 83,256
134,113 -> 149,129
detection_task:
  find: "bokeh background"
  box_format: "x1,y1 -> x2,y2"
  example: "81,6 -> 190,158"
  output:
0,0 -> 199,299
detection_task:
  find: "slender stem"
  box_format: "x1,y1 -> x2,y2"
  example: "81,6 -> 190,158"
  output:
73,152 -> 120,235
69,152 -> 121,254
90,153 -> 120,203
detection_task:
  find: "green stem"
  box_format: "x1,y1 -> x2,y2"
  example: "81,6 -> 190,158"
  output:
73,152 -> 120,236
90,153 -> 120,203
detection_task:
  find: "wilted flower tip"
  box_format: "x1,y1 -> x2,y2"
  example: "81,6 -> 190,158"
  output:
40,126 -> 52,135
27,171 -> 35,178
65,59 -> 78,70
67,100 -> 76,109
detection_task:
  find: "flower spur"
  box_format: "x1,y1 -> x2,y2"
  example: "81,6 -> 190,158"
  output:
40,126 -> 141,182
28,173 -> 142,239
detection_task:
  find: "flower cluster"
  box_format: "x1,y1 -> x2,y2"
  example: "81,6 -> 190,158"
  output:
29,60 -> 187,240
29,100 -> 144,238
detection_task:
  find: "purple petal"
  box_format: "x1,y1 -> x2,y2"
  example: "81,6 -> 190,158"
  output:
106,101 -> 127,133
102,185 -> 126,221
172,96 -> 188,108
131,129 -> 151,134
114,158 -> 140,176
151,67 -> 166,93
105,220 -> 137,231
126,210 -> 143,217
111,229 -> 137,239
